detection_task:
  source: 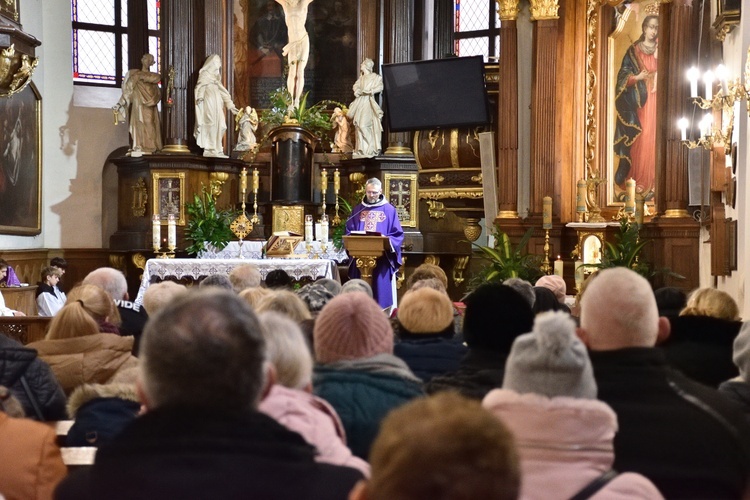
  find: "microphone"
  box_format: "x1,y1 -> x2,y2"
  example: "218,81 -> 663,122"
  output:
345,203 -> 368,227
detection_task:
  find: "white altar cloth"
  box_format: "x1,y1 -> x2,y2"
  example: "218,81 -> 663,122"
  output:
197,241 -> 348,262
134,258 -> 339,307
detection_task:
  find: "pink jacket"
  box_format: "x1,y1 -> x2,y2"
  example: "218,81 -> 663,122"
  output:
259,384 -> 370,477
482,389 -> 663,500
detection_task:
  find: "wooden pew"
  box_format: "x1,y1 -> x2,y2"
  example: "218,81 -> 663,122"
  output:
0,316 -> 51,344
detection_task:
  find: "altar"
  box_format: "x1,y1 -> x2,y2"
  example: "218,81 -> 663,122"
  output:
197,241 -> 348,262
134,258 -> 339,307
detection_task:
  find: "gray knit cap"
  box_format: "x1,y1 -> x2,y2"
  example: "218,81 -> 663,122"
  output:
503,311 -> 597,399
733,321 -> 750,381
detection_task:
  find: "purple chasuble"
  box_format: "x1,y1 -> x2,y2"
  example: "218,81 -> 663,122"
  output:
345,197 -> 404,309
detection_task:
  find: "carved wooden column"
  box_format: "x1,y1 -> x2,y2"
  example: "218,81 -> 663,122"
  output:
528,0 -> 559,217
161,0 -> 196,153
382,0 -> 414,156
496,0 -> 520,219
656,0 -> 694,218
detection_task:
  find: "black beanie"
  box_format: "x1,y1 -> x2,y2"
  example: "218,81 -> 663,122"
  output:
462,283 -> 534,353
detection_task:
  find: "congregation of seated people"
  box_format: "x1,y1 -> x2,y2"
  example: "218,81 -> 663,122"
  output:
4,261 -> 750,498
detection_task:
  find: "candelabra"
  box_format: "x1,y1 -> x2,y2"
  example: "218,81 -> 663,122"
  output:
320,168 -> 328,215
332,169 -> 341,225
540,229 -> 551,275
251,168 -> 260,224
230,168 -> 253,258
152,214 -> 176,258
679,56 -> 750,151
541,196 -> 551,275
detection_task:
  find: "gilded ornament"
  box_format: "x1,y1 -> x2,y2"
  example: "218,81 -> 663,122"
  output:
529,0 -> 559,20
497,0 -> 519,21
131,177 -> 148,217
230,212 -> 253,239
452,255 -> 470,286
426,200 -> 446,219
429,173 -> 445,185
471,173 -> 483,185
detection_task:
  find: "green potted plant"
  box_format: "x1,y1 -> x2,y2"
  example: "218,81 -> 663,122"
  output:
471,227 -> 544,287
184,186 -> 237,256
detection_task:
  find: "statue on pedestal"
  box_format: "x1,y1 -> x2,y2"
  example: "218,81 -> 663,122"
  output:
331,107 -> 353,153
348,58 -> 384,159
194,54 -> 240,158
275,0 -> 314,110
113,53 -> 162,156
235,106 -> 259,152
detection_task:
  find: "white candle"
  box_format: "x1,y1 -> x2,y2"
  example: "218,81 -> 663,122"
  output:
677,117 -> 689,141
716,64 -> 729,95
315,223 -> 322,242
687,67 -> 699,98
704,70 -> 714,101
167,214 -> 177,248
625,178 -> 636,213
152,215 -> 161,250
554,256 -> 563,277
319,215 -> 329,243
542,196 -> 552,229
304,215 -> 313,243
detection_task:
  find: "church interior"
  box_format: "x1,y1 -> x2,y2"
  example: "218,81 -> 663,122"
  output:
0,0 -> 747,314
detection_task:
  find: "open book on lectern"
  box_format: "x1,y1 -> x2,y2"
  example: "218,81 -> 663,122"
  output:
265,231 -> 303,257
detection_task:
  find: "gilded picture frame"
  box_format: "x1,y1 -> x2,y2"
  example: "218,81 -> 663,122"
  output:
585,0 -> 661,214
151,172 -> 186,225
0,80 -> 41,235
384,172 -> 418,228
713,0 -> 740,41
0,0 -> 19,22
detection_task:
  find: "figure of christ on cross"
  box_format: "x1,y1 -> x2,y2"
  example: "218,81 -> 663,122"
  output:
275,0 -> 314,110
161,179 -> 181,218
345,178 -> 404,310
390,180 -> 411,220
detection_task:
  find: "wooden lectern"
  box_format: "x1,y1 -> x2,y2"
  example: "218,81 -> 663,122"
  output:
342,235 -> 391,286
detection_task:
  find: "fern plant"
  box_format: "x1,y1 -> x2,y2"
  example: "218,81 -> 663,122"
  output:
261,88 -> 345,141
184,186 -> 237,256
471,227 -> 544,286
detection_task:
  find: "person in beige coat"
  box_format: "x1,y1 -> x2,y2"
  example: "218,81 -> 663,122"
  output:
0,386 -> 67,499
26,285 -> 138,395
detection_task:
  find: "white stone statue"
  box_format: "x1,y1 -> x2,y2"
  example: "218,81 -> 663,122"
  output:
275,0 -> 314,109
348,58 -> 384,159
235,106 -> 259,152
114,53 -> 162,157
194,54 -> 240,158
331,106 -> 353,153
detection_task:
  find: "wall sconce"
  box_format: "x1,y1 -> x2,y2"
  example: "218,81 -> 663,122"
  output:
678,51 -> 750,151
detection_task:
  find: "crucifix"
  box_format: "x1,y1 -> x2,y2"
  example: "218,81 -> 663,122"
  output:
161,179 -> 181,218
390,180 -> 410,219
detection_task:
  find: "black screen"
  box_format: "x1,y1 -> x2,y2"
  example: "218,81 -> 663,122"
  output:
382,56 -> 490,132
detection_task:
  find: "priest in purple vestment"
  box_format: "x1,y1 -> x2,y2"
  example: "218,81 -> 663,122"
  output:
345,178 -> 404,310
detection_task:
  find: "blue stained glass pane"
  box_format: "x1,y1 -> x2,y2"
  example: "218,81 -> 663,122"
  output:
74,0 -> 115,26
148,0 -> 159,30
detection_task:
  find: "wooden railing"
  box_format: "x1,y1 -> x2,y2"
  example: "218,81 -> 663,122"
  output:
0,317 -> 51,344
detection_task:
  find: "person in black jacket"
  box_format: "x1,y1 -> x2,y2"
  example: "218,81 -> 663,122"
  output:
580,268 -> 750,499
0,334 -> 67,421
56,289 -> 363,500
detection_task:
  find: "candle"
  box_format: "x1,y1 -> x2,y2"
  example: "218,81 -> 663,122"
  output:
315,222 -> 322,242
252,169 -> 259,192
321,169 -> 328,192
304,215 -> 313,243
687,67 -> 699,98
635,197 -> 645,225
677,117 -> 689,141
704,70 -> 714,101
554,256 -> 563,277
319,214 -> 329,242
716,64 -> 729,95
625,178 -> 636,213
542,196 -> 552,229
700,113 -> 713,138
240,168 -> 248,193
576,179 -> 587,213
167,214 -> 177,249
333,169 -> 340,192
152,214 -> 161,250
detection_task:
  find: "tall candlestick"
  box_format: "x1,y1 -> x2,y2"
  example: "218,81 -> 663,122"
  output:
167,214 -> 177,249
625,178 -> 636,213
542,196 -> 552,229
152,214 -> 161,250
576,179 -> 587,213
554,256 -> 563,277
240,168 -> 248,193
321,169 -> 328,192
333,169 -> 340,192
252,169 -> 259,192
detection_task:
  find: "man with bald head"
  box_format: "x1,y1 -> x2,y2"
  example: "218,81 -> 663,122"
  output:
579,268 -> 750,498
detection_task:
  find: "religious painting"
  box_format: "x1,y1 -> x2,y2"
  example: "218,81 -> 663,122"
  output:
607,1 -> 660,204
384,173 -> 417,228
0,81 -> 41,235
713,0 -> 740,40
232,0 -> 358,110
151,172 -> 185,225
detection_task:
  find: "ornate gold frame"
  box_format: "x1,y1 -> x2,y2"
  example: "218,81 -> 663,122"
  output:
271,205 -> 304,235
713,0 -> 740,41
0,0 -> 19,22
585,0 -> 661,213
151,172 -> 186,225
383,172 -> 418,228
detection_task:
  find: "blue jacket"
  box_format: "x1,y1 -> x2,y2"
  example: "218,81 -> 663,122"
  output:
314,365 -> 423,460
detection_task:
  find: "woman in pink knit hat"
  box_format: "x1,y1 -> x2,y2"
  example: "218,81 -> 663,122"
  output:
312,292 -> 423,460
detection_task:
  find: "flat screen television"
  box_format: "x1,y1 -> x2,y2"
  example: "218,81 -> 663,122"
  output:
381,56 -> 490,132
